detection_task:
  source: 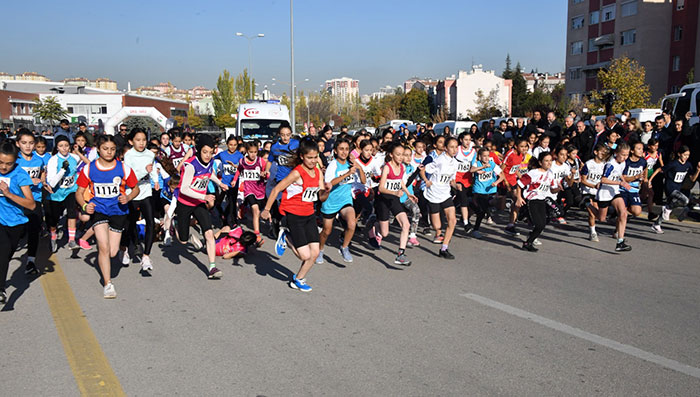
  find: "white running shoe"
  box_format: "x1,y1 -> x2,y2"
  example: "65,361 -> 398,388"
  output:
121,250 -> 131,266
315,250 -> 325,265
662,207 -> 672,221
589,232 -> 599,242
163,234 -> 172,247
532,238 -> 542,246
650,224 -> 664,234
189,233 -> 203,250
103,283 -> 116,299
141,255 -> 153,271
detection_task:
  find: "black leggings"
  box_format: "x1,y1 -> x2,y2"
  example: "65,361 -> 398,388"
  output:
1,223 -> 26,292
122,198 -> 155,255
526,199 -> 547,244
24,202 -> 42,258
473,193 -> 492,231
222,187 -> 239,227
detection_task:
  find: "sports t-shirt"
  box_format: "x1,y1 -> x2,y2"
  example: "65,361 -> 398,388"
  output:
355,155 -> 381,190
0,164 -> 32,227
379,162 -> 405,197
177,157 -> 213,207
580,159 -> 605,196
77,160 -> 138,216
215,149 -> 244,187
270,139 -> 300,182
549,161 -> 571,199
502,149 -> 529,187
400,163 -> 416,204
124,148 -> 158,201
169,144 -> 188,168
46,153 -> 79,201
321,159 -> 357,214
279,165 -> 320,216
597,159 -> 626,201
621,157 -> 647,194
423,153 -> 458,203
518,169 -> 558,201
471,159 -> 502,195
215,226 -> 247,256
236,156 -> 267,200
455,146 -> 476,187
662,159 -> 693,194
16,152 -> 44,201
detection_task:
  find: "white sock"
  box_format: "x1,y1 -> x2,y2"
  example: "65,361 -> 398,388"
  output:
590,226 -> 596,233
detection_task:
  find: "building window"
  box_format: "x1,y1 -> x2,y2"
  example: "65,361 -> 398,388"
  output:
677,0 -> 685,11
587,38 -> 597,52
569,67 -> 582,80
672,56 -> 681,71
590,10 -> 600,24
621,0 -> 638,17
602,4 -> 616,21
674,26 -> 683,41
573,0 -> 584,3
621,29 -> 636,45
671,85 -> 680,93
571,41 -> 584,55
571,15 -> 584,29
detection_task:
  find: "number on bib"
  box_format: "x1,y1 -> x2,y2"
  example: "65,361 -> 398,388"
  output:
302,187 -> 319,202
173,158 -> 183,167
60,175 -> 75,189
437,174 -> 452,185
192,177 -> 209,191
241,169 -> 260,181
22,167 -> 41,179
223,164 -> 236,175
93,182 -> 120,199
457,162 -> 470,173
674,172 -> 687,183
385,179 -> 401,191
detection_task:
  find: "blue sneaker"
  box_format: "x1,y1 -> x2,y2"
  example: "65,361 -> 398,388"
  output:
289,274 -> 312,292
275,228 -> 287,257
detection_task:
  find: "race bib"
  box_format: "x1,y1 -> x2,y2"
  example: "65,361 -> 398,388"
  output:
277,155 -> 291,166
191,176 -> 209,191
0,176 -> 9,197
674,172 -> 687,183
340,173 -> 356,185
240,169 -> 260,182
22,166 -> 41,179
437,174 -> 452,185
223,163 -> 236,175
385,179 -> 401,191
477,172 -> 493,182
301,186 -> 319,202
536,183 -> 550,192
93,182 -> 120,199
457,162 -> 470,173
60,175 -> 75,189
172,158 -> 183,168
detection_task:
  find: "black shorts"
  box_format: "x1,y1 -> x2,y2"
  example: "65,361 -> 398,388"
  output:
427,197 -> 455,214
45,192 -> 78,227
92,212 -> 128,233
160,196 -> 173,210
321,203 -> 352,219
455,184 -> 472,206
375,195 -> 405,222
243,194 -> 265,209
175,202 -> 213,241
285,212 -> 319,248
597,194 -> 621,209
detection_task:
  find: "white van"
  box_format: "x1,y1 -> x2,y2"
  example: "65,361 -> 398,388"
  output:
662,82 -> 700,126
433,120 -> 476,136
628,108 -> 662,123
377,119 -> 413,135
234,101 -> 290,141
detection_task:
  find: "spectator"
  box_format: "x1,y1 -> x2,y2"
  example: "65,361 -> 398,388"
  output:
562,116 -> 576,138
624,118 -> 642,143
526,110 -> 546,136
54,119 -> 75,143
543,112 -> 562,146
574,120 -> 595,161
605,115 -> 625,139
114,124 -> 129,151
568,110 -> 580,123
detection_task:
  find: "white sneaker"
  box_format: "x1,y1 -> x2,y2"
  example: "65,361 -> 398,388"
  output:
121,250 -> 131,266
141,255 -> 153,271
103,283 -> 116,299
163,234 -> 172,247
533,238 -> 542,246
486,217 -> 495,225
315,250 -> 325,265
662,207 -> 672,221
651,224 -> 664,234
189,233 -> 203,250
589,232 -> 599,242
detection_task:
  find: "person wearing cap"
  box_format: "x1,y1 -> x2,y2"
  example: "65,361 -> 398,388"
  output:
54,119 -> 75,143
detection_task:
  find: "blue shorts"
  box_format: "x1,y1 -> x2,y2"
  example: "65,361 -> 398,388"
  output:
621,191 -> 641,207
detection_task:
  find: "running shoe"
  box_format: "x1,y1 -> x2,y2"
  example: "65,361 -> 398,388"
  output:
50,239 -> 58,253
532,238 -> 542,246
661,207 -> 672,221
470,230 -> 482,239
121,250 -> 131,267
24,260 -> 38,275
650,224 -> 664,234
368,236 -> 380,249
504,225 -> 520,236
677,207 -> 690,222
67,240 -> 78,250
189,233 -> 203,250
463,223 -> 474,234
339,246 -> 353,263
0,290 -> 6,304
485,217 -> 495,225
289,274 -> 312,292
438,249 -> 455,259
394,253 -> 411,266
432,235 -> 444,244
615,240 -> 632,252
522,242 -> 538,252
103,283 -> 116,299
315,250 -> 325,265
555,217 -> 567,225
407,237 -> 420,247
274,228 -> 287,257
78,239 -> 92,250
163,234 -> 172,247
589,232 -> 599,242
208,267 -> 222,279
422,226 -> 433,236
141,256 -> 153,272
374,234 -> 383,248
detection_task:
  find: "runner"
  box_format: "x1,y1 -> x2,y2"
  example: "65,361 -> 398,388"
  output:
580,144 -> 609,242
75,135 -> 139,299
649,145 -> 700,233
45,135 -> 80,252
264,123 -> 299,239
502,139 -> 530,236
455,132 -> 477,233
215,135 -> 244,228
597,143 -> 633,252
620,141 -> 647,220
15,129 -> 44,274
516,152 -> 560,252
235,141 -> 268,245
469,147 -> 505,239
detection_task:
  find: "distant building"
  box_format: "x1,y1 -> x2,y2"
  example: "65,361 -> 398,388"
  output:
367,85 -> 397,102
324,77 -> 359,104
435,76 -> 457,116
0,72 -> 14,80
566,0 -> 699,102
14,72 -> 49,82
191,86 -> 212,99
63,77 -> 118,91
522,72 -> 566,93
436,65 -> 512,120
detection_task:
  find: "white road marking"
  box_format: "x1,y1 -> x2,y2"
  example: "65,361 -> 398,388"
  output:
461,293 -> 700,379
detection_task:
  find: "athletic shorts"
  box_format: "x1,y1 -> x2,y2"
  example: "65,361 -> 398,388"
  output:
375,194 -> 405,222
175,202 -> 213,241
455,184 -> 472,206
160,197 -> 173,210
92,212 -> 128,233
46,192 -> 78,227
321,203 -> 352,219
285,212 -> 319,248
597,194 -> 621,209
620,191 -> 641,207
427,197 -> 455,214
243,194 -> 265,209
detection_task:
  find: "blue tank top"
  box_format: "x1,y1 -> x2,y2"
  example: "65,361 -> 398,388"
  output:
321,159 -> 355,214
16,153 -> 44,201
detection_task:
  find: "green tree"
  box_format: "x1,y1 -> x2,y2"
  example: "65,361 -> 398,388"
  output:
521,87 -> 554,116
234,68 -> 255,104
511,62 -> 528,116
591,56 -> 651,114
187,105 -> 203,129
214,114 -> 236,128
33,96 -> 68,125
502,54 -> 513,80
467,89 -> 503,121
212,70 -> 235,119
399,89 -> 430,123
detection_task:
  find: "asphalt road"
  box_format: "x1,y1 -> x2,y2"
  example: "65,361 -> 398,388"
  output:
2,211 -> 700,396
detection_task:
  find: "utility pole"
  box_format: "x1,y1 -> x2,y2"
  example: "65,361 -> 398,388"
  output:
290,0 -> 296,134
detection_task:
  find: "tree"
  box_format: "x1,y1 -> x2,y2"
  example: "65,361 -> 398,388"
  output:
234,68 -> 255,104
123,117 -> 163,137
521,87 -> 554,116
502,54 -> 513,80
468,89 -> 503,121
511,62 -> 528,116
399,89 -> 430,123
214,114 -> 236,129
187,105 -> 203,129
591,56 -> 651,114
212,70 -> 235,119
33,96 -> 68,125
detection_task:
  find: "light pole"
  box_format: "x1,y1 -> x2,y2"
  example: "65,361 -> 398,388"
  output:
235,32 -> 264,100
272,77 -> 308,127
290,0 -> 295,134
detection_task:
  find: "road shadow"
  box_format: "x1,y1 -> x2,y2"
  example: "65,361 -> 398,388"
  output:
1,253 -> 54,312
244,250 -> 294,282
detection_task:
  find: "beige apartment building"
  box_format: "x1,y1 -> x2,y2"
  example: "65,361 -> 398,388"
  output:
566,0 -> 699,103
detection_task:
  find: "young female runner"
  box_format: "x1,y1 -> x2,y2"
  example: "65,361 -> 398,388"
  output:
620,141 -> 647,219
597,143 -> 633,252
455,132 -> 477,232
215,135 -> 243,228
235,141 -> 268,244
262,138 -> 328,291
649,145 -> 700,233
45,135 -> 80,252
502,138 -> 530,236
15,129 -> 44,274
76,135 -> 139,299
549,146 -> 572,224
469,147 -> 505,239
0,141 -> 36,304
516,152 -> 560,252
580,144 -> 609,242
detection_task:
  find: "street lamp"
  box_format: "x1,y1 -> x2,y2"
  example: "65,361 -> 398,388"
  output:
290,0 -> 295,134
235,32 -> 264,100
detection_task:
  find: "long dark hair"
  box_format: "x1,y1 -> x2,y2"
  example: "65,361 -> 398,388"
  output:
289,137 -> 319,168
528,151 -> 553,170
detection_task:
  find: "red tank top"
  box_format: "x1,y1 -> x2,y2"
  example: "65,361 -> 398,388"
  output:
279,165 -> 320,216
381,163 -> 404,195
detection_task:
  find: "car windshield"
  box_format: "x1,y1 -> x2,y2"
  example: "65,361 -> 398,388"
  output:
240,119 -> 283,140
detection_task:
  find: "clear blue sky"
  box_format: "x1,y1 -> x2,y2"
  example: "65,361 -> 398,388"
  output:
2,0 -> 566,95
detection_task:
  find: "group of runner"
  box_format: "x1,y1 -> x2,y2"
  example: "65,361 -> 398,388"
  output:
1,112 -> 699,301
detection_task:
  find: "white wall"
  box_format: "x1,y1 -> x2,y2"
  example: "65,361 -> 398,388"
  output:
454,66 -> 510,119
39,93 -> 123,125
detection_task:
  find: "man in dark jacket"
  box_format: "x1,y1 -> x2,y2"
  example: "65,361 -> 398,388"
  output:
543,111 -> 562,146
574,120 -> 595,161
526,110 -> 547,136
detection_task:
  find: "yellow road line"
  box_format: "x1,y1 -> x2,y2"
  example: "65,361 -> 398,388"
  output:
40,256 -> 125,396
